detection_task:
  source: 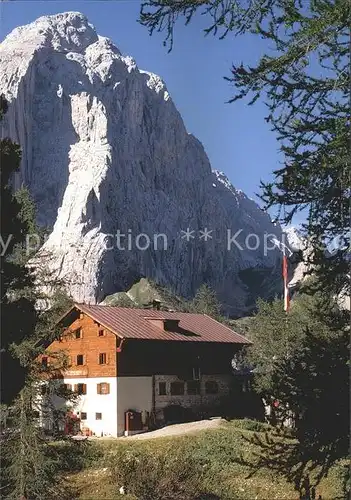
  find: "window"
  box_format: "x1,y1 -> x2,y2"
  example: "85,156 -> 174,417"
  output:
241,379 -> 251,393
205,381 -> 219,395
95,413 -> 102,420
75,383 -> 87,395
159,382 -> 167,396
187,380 -> 200,395
192,367 -> 201,380
63,383 -> 72,391
41,356 -> 48,368
99,353 -> 107,365
170,381 -> 184,396
98,329 -> 105,337
97,383 -> 110,395
76,354 -> 84,365
75,328 -> 82,339
80,412 -> 87,420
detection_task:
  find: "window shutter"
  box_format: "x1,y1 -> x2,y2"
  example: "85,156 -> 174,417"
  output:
106,383 -> 110,394
83,384 -> 87,395
74,384 -> 78,393
97,383 -> 101,394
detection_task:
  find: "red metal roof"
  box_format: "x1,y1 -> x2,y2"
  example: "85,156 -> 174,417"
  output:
72,304 -> 251,345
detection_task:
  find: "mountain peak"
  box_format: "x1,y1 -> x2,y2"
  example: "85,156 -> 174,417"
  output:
284,226 -> 306,252
1,13 -> 284,315
2,12 -> 98,53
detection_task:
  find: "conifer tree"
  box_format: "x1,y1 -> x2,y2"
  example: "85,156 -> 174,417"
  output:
0,94 -> 37,404
189,283 -> 222,318
1,283 -> 74,500
245,293 -> 349,494
0,95 -> 75,499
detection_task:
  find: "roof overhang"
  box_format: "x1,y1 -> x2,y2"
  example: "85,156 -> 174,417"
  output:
56,303 -> 125,339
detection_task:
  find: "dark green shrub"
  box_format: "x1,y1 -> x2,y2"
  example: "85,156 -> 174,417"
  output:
229,418 -> 270,433
53,439 -> 103,472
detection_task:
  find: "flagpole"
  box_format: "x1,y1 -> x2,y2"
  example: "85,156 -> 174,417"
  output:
270,235 -> 291,313
282,243 -> 290,313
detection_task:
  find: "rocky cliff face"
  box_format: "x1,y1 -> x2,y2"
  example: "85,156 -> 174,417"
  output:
283,226 -> 310,289
0,12 -> 285,315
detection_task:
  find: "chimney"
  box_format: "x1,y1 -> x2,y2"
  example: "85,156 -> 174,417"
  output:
152,299 -> 161,310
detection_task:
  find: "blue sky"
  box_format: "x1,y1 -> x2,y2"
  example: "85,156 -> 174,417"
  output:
1,1 -> 286,216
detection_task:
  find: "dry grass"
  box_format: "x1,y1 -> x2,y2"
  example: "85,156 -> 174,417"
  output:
65,419 -> 348,499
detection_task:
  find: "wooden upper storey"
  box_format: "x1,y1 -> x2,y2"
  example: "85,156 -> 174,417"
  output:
42,304 -> 249,379
46,313 -> 118,378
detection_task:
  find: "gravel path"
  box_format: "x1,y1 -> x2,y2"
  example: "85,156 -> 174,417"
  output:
125,418 -> 226,440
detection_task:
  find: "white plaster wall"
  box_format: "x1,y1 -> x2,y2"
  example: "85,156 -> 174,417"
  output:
40,374 -> 232,437
61,377 -> 118,437
117,376 -> 153,436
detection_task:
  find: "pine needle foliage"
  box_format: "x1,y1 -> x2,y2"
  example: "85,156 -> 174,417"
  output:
244,293 -> 349,494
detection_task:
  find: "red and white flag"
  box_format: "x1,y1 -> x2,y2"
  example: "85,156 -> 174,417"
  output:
270,236 -> 292,312
282,247 -> 290,312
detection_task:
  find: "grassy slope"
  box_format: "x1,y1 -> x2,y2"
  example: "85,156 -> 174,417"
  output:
66,420 -> 347,500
